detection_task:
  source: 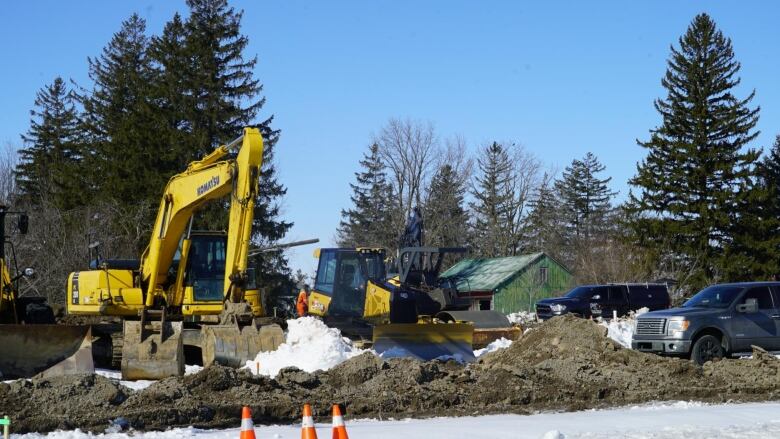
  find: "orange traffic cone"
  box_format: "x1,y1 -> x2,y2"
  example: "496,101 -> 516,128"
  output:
331,404 -> 349,439
301,403 -> 318,439
240,406 -> 257,439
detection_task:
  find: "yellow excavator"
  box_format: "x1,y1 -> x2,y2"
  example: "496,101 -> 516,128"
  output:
66,128 -> 287,379
308,245 -> 519,361
0,207 -> 94,380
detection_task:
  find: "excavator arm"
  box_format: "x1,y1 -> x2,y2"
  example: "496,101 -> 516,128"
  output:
140,127 -> 263,308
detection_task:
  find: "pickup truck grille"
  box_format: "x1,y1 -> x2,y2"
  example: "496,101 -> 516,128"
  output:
636,318 -> 666,335
535,304 -> 552,318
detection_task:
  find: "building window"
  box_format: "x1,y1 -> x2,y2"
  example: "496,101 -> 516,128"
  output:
538,267 -> 548,284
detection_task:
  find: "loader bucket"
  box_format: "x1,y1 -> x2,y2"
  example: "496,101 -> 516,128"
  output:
0,325 -> 94,379
372,322 -> 475,362
121,320 -> 184,380
201,323 -> 284,368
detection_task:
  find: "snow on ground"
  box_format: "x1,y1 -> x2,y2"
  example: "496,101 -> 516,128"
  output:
13,401 -> 780,439
507,310 -> 537,326
246,317 -> 369,377
474,337 -> 513,358
599,307 -> 648,349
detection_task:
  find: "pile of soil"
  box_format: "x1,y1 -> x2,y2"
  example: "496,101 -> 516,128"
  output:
4,315 -> 780,433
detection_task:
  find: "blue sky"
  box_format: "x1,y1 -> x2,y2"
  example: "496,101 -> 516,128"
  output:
1,1 -> 779,276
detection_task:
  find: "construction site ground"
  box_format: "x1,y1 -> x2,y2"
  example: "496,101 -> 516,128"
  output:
4,315 -> 780,434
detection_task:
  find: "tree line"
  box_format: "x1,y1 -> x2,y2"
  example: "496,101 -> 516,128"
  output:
10,0 -> 292,304
339,13 -> 780,295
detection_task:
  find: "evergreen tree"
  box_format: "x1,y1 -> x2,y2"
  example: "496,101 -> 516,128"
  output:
338,143 -> 395,249
628,13 -> 760,288
16,77 -> 84,209
470,142 -> 513,257
424,163 -> 469,248
724,135 -> 780,280
147,12 -> 194,171
523,174 -> 562,256
178,0 -> 290,247
79,14 -> 163,207
183,0 -> 270,151
555,152 -> 616,242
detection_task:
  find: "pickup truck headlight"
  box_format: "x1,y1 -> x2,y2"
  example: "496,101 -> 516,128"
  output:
550,304 -> 567,313
667,319 -> 689,337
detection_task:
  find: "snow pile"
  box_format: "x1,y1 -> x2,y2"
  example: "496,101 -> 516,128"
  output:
474,337 -> 513,358
599,307 -> 649,349
247,316 -> 369,377
507,310 -> 536,326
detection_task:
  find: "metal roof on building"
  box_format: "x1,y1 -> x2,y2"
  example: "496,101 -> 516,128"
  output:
440,252 -> 549,292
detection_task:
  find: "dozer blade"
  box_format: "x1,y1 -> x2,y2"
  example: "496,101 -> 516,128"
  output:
202,323 -> 284,368
0,325 -> 94,379
436,310 -> 521,349
121,320 -> 184,380
372,322 -> 476,362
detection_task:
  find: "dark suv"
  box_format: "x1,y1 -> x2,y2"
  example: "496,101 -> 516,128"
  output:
535,283 -> 670,320
632,282 -> 780,365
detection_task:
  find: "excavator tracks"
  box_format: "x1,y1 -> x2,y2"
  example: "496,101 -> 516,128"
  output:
110,331 -> 124,370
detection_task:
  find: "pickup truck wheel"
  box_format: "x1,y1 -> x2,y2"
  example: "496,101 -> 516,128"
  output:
691,335 -> 724,365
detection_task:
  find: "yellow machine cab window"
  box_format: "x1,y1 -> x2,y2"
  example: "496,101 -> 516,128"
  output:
185,234 -> 227,301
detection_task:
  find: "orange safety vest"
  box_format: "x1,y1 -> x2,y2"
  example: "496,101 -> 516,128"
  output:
296,290 -> 308,317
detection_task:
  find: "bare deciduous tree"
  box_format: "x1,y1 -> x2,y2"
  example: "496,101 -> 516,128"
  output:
0,143 -> 18,205
374,118 -> 440,238
504,143 -> 542,255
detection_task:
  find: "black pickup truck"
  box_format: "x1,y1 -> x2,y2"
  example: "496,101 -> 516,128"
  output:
535,283 -> 670,321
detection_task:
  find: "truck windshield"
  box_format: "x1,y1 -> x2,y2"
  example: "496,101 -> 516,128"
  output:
683,285 -> 743,308
565,287 -> 595,299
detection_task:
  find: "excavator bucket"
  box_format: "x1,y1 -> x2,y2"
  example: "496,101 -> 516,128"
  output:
372,322 -> 476,362
0,325 -> 94,379
202,323 -> 284,368
121,320 -> 184,380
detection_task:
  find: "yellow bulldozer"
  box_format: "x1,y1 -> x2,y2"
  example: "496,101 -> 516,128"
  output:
66,128 -> 294,379
308,245 -> 520,361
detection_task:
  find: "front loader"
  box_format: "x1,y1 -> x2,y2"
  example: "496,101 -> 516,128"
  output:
0,206 -> 94,379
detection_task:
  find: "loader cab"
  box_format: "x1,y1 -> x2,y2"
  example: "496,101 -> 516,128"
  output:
311,248 -> 387,318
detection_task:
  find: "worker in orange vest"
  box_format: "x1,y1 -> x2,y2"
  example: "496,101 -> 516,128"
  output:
296,284 -> 310,317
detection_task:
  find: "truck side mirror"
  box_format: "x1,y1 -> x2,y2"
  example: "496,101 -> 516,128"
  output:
737,298 -> 758,313
18,214 -> 28,234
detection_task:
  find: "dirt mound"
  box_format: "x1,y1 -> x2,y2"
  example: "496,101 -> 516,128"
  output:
6,315 -> 780,433
0,373 -> 127,432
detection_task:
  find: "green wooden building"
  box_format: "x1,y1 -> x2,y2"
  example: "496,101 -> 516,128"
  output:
439,252 -> 574,313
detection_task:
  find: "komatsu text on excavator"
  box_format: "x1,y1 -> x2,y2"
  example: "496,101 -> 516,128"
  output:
67,128 -> 284,380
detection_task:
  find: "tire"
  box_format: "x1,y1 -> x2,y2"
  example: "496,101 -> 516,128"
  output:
691,334 -> 725,365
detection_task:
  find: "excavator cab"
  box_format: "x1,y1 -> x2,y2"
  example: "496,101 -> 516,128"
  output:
183,233 -> 226,302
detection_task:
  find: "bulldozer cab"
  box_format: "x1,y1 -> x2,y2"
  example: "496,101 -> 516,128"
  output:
312,248 -> 386,318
